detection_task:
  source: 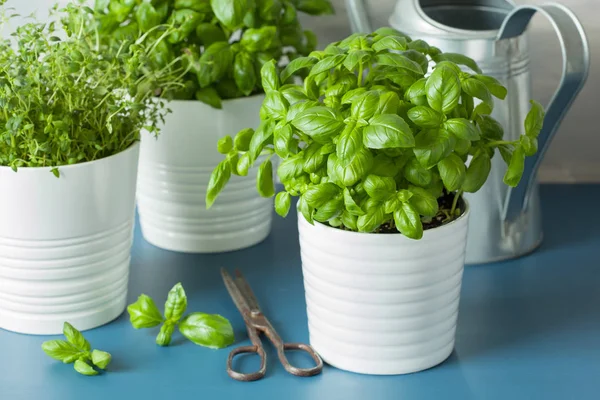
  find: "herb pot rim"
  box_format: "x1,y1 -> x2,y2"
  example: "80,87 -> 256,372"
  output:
0,140 -> 140,173
297,198 -> 470,239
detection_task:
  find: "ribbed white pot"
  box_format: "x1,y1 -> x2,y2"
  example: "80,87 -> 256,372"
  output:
136,95 -> 273,253
0,143 -> 140,335
298,204 -> 470,375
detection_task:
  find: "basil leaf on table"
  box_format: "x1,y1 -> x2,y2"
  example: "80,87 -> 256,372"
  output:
156,321 -> 177,346
63,322 -> 91,352
91,350 -> 112,370
127,294 -> 164,329
178,313 -> 235,349
164,283 -> 187,322
42,340 -> 83,364
74,359 -> 98,376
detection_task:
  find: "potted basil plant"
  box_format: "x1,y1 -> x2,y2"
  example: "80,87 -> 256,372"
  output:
95,0 -> 334,253
206,28 -> 546,374
0,4 -> 176,335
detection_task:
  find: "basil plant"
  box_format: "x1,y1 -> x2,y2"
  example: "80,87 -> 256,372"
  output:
94,0 -> 334,108
206,28 -> 545,239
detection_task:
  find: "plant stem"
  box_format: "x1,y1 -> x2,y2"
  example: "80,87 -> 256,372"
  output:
357,62 -> 363,87
485,140 -> 514,147
451,190 -> 463,216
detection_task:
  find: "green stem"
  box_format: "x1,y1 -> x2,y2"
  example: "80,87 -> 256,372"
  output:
485,140 -> 514,147
357,62 -> 363,87
451,190 -> 463,217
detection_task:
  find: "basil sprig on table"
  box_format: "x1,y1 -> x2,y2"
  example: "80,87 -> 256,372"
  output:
94,0 -> 334,108
128,283 -> 235,348
42,322 -> 112,376
206,28 -> 546,239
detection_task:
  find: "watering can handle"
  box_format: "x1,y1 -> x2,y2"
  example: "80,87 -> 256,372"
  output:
345,0 -> 372,33
498,3 -> 590,222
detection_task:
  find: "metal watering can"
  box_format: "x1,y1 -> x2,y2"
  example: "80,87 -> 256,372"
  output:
345,0 -> 590,264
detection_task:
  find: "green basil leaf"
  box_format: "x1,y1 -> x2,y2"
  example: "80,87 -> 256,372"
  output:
297,194 -> 314,224
404,157 -> 432,186
351,91 -> 380,120
375,53 -> 423,75
473,74 -> 507,100
195,87 -> 222,109
234,128 -> 254,152
280,57 -> 318,83
275,191 -> 292,217
425,65 -> 461,114
444,118 -> 480,140
179,313 -> 235,349
394,202 -> 423,239
74,359 -> 98,376
363,114 -> 415,149
135,2 -> 162,32
499,144 -> 513,165
211,0 -> 247,29
164,283 -> 187,322
384,194 -> 402,214
63,322 -> 90,352
236,153 -> 251,176
286,100 -> 320,122
406,39 -> 429,54
438,153 -> 466,192
503,146 -> 526,187
206,159 -> 232,208
248,119 -> 275,161
313,197 -> 344,222
195,23 -> 228,47
278,153 -> 304,182
156,320 -> 176,346
477,115 -> 504,141
260,91 -> 289,120
343,188 -> 365,216
198,42 -> 233,86
281,85 -> 309,104
241,26 -> 278,52
233,52 -> 257,96
407,106 -> 444,128
260,59 -> 280,93
462,78 -> 493,109
357,206 -> 385,233
364,175 -> 396,200
127,294 -> 164,329
303,143 -> 327,173
41,340 -> 82,363
309,54 -> 346,76
217,136 -> 234,154
525,100 -> 545,138
413,129 -> 455,169
168,10 -> 203,43
372,35 -> 407,52
90,350 -> 112,370
370,153 -> 404,177
336,122 -> 362,165
374,27 -> 411,40
454,138 -> 471,156
295,0 -> 335,15
343,50 -> 371,72
257,159 -> 275,197
341,211 -> 358,230
292,106 -> 344,144
405,78 -> 428,106
334,149 -> 373,186
304,182 -> 341,208
175,0 -> 212,12
463,151 -> 491,193
341,87 -> 367,104
472,102 -> 492,119
274,123 -> 294,158
303,74 -> 320,100
257,0 -> 283,20
375,92 -> 400,115
408,186 -> 438,217
520,135 -> 538,156
433,53 -> 482,74
402,49 -> 429,75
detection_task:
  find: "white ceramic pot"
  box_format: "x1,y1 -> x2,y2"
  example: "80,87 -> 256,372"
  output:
298,204 -> 470,375
136,95 -> 273,253
0,143 -> 140,335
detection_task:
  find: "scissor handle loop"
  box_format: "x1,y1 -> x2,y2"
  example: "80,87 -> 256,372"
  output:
226,345 -> 267,382
276,343 -> 324,377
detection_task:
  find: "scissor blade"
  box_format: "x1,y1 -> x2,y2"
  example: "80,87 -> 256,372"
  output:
234,269 -> 261,311
221,268 -> 252,316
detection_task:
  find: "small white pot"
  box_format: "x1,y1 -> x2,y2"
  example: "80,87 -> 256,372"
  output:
136,95 -> 273,253
298,203 -> 470,375
0,143 -> 140,335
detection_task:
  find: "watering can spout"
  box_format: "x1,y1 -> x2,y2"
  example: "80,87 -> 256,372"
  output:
345,0 -> 372,33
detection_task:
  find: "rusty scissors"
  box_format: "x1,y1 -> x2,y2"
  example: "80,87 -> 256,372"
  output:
221,268 -> 323,381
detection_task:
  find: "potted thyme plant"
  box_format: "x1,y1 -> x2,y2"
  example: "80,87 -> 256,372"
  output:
206,28 -> 546,374
0,3 -> 176,335
94,0 -> 334,253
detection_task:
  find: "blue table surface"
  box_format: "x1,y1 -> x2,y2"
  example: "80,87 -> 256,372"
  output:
1,184 -> 599,400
